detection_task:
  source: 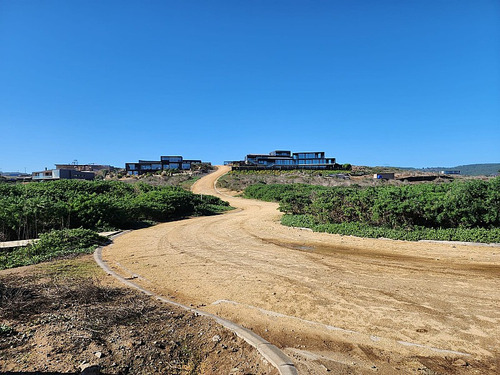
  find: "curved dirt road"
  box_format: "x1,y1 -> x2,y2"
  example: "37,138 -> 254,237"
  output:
103,166 -> 500,374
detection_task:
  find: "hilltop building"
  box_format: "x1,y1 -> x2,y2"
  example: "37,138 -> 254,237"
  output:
32,168 -> 95,181
440,170 -> 461,175
227,150 -> 337,170
31,162 -> 117,181
125,155 -> 207,175
373,173 -> 395,180
54,163 -> 113,172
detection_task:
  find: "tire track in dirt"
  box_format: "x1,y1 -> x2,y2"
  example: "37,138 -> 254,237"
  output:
103,166 -> 500,374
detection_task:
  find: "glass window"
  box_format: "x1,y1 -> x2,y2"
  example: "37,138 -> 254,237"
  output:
162,156 -> 182,162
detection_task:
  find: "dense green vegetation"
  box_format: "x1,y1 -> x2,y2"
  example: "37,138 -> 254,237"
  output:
0,180 -> 230,242
244,178 -> 500,243
0,229 -> 108,270
282,215 -> 500,243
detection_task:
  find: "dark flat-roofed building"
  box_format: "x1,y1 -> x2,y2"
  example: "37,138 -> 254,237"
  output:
54,164 -> 112,172
231,150 -> 337,170
32,169 -> 95,181
126,155 -> 206,175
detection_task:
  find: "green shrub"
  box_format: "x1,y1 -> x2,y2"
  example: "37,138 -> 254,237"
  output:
281,215 -> 500,243
29,228 -> 108,255
0,181 -> 230,241
0,324 -> 13,335
245,178 -> 500,230
247,178 -> 500,243
0,229 -> 109,270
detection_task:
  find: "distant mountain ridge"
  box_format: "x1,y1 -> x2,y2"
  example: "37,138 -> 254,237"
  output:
402,163 -> 500,176
0,172 -> 31,177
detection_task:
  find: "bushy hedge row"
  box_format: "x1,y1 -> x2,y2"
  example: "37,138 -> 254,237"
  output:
245,179 -> 500,229
244,183 -> 326,202
245,178 -> 500,243
0,228 -> 108,270
0,180 -> 230,241
281,214 -> 500,243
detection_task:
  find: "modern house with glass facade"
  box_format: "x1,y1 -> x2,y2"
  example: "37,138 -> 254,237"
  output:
126,155 -> 205,175
229,150 -> 337,170
32,169 -> 95,181
54,164 -> 112,172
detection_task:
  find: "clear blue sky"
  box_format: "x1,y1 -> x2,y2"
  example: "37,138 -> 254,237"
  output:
1,0 -> 499,172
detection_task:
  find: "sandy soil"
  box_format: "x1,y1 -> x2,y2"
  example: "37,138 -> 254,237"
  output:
103,166 -> 500,374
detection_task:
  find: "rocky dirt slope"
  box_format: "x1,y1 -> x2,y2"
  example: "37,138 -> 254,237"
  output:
0,256 -> 278,374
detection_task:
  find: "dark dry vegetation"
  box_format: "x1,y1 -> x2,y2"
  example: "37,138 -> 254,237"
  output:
97,163 -> 214,182
116,172 -> 209,190
217,169 -> 357,192
244,177 -> 500,243
216,166 -> 446,192
0,257 -> 277,374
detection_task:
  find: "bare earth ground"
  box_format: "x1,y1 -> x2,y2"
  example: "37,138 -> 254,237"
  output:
102,166 -> 500,374
0,256 -> 278,374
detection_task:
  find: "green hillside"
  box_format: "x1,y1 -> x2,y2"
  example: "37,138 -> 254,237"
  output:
451,164 -> 500,176
403,163 -> 500,176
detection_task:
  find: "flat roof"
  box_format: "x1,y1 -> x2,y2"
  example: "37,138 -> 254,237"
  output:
258,156 -> 293,160
292,151 -> 325,154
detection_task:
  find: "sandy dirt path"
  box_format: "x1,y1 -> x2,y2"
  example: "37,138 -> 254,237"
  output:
103,166 -> 500,374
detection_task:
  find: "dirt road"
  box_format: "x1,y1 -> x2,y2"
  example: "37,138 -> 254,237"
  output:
103,166 -> 500,374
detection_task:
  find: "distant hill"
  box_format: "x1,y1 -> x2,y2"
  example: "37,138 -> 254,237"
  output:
402,163 -> 500,176
453,164 -> 500,176
0,172 -> 30,177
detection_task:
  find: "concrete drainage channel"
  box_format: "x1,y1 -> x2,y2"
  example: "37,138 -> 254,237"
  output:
94,232 -> 298,375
